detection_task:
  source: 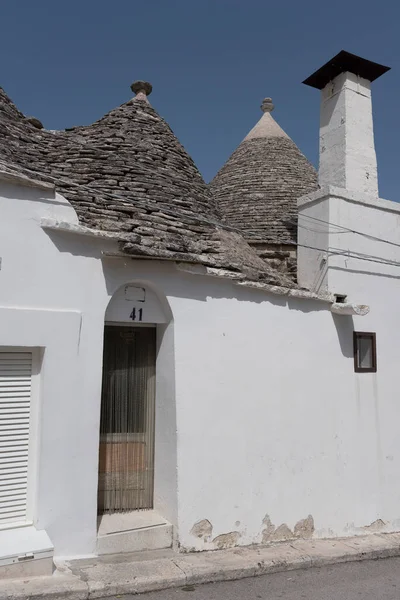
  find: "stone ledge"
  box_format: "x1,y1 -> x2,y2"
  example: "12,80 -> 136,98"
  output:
0,168 -> 55,191
1,533 -> 400,599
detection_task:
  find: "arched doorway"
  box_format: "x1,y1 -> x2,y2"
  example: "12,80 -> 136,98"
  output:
98,282 -> 171,518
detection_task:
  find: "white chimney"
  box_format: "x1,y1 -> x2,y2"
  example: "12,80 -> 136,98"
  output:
303,51 -> 389,197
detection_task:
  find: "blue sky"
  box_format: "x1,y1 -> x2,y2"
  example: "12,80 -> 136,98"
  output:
0,0 -> 398,199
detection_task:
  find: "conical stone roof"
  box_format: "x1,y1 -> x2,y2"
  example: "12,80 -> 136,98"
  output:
210,98 -> 318,245
0,84 -> 295,288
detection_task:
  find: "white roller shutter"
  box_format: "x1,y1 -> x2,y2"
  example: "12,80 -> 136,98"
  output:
0,352 -> 32,526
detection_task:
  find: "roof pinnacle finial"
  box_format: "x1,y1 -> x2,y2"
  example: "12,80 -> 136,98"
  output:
130,80 -> 153,103
261,98 -> 274,113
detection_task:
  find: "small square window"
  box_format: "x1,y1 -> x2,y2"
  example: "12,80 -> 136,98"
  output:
353,332 -> 377,373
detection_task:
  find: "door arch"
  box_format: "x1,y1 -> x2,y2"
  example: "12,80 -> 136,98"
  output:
105,282 -> 171,325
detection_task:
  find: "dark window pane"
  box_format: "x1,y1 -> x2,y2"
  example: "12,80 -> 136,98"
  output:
358,336 -> 373,369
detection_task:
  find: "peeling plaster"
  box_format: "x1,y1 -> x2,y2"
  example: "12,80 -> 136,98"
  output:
294,515 -> 315,539
212,531 -> 241,550
361,519 -> 386,533
261,516 -> 293,543
261,515 -> 276,543
271,524 -> 293,541
262,514 -> 315,544
190,519 -> 213,541
343,518 -> 388,536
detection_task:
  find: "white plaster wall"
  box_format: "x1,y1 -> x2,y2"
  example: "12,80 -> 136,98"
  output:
325,192 -> 400,534
2,178 -> 400,558
172,274 -> 400,549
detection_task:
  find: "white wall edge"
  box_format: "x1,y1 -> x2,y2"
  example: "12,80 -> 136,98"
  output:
298,185 -> 400,214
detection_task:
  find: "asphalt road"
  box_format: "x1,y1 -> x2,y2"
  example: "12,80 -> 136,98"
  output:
109,557 -> 400,599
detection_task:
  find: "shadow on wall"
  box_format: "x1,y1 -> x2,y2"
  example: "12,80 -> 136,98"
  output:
42,228 -> 116,259
320,85 -> 340,129
0,181 -> 57,203
287,297 -> 328,314
43,230 -> 280,304
330,265 -> 400,281
332,314 -> 354,358
46,229 -> 291,308
43,228 -> 335,316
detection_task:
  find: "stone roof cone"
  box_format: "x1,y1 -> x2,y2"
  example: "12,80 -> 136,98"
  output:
210,97 -> 318,245
0,84 -> 295,288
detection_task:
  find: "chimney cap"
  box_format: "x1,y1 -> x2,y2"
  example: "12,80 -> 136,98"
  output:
303,50 -> 390,90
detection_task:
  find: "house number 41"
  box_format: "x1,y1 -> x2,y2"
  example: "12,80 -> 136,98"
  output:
129,308 -> 143,322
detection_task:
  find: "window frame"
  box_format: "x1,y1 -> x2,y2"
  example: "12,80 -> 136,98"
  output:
353,332 -> 377,373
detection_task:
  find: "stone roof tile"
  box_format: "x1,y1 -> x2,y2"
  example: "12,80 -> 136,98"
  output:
0,84 -> 295,288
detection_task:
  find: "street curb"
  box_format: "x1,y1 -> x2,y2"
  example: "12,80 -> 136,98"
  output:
1,532 -> 400,599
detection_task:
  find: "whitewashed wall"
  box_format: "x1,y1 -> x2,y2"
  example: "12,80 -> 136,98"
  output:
173,275 -> 400,550
1,177 -> 400,558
